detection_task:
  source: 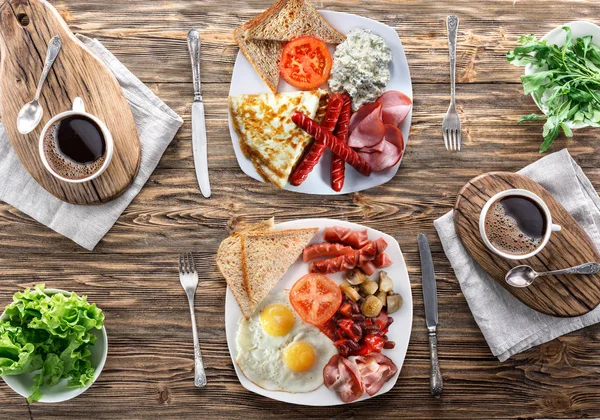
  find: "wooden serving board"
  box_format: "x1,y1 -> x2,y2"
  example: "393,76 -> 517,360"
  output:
454,172 -> 600,317
0,0 -> 140,205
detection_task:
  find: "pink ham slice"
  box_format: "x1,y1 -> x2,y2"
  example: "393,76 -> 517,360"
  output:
350,353 -> 398,396
348,102 -> 386,148
357,124 -> 405,172
377,90 -> 413,127
323,355 -> 364,403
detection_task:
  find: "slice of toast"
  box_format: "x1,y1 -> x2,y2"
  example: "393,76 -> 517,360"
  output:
247,0 -> 345,44
234,13 -> 283,93
242,228 -> 318,311
216,219 -> 275,319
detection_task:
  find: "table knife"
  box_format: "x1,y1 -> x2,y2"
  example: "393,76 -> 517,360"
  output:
418,233 -> 443,397
187,29 -> 211,198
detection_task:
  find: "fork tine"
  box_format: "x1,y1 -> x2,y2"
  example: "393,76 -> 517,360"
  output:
457,129 -> 462,151
453,129 -> 458,151
185,253 -> 191,274
448,130 -> 454,151
189,252 -> 197,273
452,129 -> 457,151
443,129 -> 449,150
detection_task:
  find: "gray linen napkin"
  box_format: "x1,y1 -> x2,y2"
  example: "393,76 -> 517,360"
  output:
434,149 -> 600,361
0,35 -> 183,251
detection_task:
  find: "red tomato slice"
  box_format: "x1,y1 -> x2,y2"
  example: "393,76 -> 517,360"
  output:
290,273 -> 342,326
279,36 -> 332,90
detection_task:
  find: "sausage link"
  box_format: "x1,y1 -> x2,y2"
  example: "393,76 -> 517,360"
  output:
292,112 -> 372,177
289,94 -> 344,186
331,94 -> 352,192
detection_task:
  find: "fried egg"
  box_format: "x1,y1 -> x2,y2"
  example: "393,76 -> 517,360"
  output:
236,289 -> 337,392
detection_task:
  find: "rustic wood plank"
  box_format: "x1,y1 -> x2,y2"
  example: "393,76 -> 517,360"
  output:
0,0 -> 141,204
455,172 -> 600,317
2,0 -> 600,419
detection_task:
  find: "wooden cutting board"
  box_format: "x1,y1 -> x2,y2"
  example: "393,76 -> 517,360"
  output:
0,0 -> 140,205
454,172 -> 600,317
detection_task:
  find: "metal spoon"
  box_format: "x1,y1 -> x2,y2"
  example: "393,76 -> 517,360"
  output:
505,262 -> 600,288
17,35 -> 62,135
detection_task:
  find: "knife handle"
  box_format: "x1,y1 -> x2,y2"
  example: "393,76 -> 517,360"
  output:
187,29 -> 202,102
428,330 -> 444,397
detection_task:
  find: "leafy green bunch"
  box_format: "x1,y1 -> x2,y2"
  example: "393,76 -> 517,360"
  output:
507,27 -> 600,152
0,285 -> 104,402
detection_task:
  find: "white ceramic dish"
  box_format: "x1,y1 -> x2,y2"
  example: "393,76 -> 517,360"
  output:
524,21 -> 600,129
228,11 -> 413,194
1,289 -> 108,403
225,218 -> 413,406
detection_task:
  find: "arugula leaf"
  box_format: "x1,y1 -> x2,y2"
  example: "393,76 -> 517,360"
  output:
0,285 -> 104,402
507,28 -> 600,152
520,70 -> 554,95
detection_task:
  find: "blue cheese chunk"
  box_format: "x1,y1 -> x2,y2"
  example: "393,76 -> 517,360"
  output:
329,29 -> 392,111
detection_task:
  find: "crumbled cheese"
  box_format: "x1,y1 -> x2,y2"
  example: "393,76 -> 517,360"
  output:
329,29 -> 392,111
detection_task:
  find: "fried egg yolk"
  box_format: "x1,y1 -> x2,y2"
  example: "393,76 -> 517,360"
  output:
283,341 -> 316,372
260,304 -> 295,337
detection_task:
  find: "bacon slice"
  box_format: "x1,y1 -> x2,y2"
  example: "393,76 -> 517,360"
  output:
302,242 -> 355,262
323,355 -> 364,403
348,102 -> 386,148
349,353 -> 398,396
358,124 -> 405,172
377,90 -> 413,127
331,93 -> 352,192
323,227 -> 370,249
289,94 -> 345,186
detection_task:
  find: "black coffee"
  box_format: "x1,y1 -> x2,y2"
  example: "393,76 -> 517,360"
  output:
43,116 -> 106,180
484,195 -> 547,255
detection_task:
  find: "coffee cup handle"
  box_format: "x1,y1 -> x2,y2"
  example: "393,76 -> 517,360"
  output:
72,97 -> 85,113
552,224 -> 562,232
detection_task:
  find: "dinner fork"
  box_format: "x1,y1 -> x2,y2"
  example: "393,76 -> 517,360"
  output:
178,252 -> 207,388
443,15 -> 462,151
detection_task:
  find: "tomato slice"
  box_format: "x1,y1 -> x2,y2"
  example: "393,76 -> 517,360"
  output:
279,36 -> 332,90
290,273 -> 342,326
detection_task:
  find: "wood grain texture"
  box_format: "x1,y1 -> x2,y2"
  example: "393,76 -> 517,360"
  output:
0,0 -> 140,205
455,172 -> 600,317
3,0 -> 600,419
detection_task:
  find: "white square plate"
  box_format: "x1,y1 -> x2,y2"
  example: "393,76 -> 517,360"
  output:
228,11 -> 413,194
225,218 -> 413,406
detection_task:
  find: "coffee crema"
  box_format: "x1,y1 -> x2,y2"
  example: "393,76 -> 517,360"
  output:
43,115 -> 106,181
484,195 -> 547,255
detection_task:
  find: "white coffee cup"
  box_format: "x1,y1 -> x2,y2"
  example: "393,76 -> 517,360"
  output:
39,97 -> 114,184
479,189 -> 561,260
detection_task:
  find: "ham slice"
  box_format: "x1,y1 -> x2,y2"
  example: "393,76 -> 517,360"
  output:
350,353 -> 398,396
323,355 -> 364,403
348,102 -> 385,148
358,125 -> 405,172
377,91 -> 413,127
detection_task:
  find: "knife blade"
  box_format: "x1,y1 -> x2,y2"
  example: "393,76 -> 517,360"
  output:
418,233 -> 443,397
187,29 -> 211,198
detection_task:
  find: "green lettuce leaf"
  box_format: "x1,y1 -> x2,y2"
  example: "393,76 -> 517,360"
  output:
0,285 -> 104,402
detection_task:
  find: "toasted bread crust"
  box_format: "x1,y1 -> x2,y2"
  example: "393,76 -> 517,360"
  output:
247,0 -> 345,43
241,228 -> 318,310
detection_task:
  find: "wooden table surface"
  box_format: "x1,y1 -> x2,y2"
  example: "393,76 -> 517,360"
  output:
2,0 -> 600,418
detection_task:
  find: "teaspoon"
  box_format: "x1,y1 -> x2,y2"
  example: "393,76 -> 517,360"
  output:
17,35 -> 62,135
505,262 -> 600,288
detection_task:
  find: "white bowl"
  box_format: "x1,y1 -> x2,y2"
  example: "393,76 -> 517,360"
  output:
524,21 -> 600,129
1,289 -> 108,403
